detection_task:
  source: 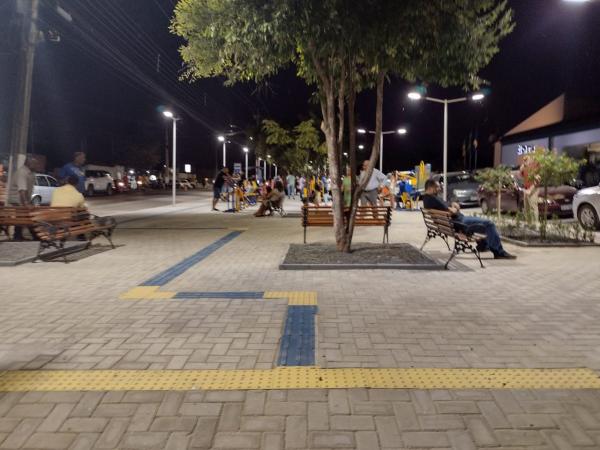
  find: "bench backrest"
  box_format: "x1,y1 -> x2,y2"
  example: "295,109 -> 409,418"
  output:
303,206 -> 334,226
31,207 -> 90,225
422,208 -> 457,237
303,206 -> 391,226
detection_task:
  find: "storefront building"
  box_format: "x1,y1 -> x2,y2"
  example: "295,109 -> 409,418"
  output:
496,94 -> 600,186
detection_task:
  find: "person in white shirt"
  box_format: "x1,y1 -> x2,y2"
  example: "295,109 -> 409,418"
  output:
358,160 -> 386,206
8,155 -> 38,240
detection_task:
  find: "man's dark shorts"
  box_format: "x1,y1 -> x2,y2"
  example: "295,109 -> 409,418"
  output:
213,186 -> 222,199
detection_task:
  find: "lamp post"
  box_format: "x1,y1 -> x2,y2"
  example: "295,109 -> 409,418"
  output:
217,135 -> 226,167
408,89 -> 484,201
162,110 -> 180,206
274,163 -> 277,179
267,155 -> 272,180
242,147 -> 249,179
263,158 -> 267,181
357,127 -> 407,173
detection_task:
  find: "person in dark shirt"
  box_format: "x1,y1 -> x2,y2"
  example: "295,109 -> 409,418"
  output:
422,179 -> 516,259
212,167 -> 229,211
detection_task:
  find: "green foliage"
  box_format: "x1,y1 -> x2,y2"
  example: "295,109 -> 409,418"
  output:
261,119 -> 325,174
528,148 -> 582,188
172,1 -> 514,90
475,165 -> 513,191
528,148 -> 582,238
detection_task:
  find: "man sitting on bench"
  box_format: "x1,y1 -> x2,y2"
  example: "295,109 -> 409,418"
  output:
422,179 -> 516,260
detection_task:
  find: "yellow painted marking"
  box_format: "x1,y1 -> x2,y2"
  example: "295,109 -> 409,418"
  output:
0,368 -> 598,392
119,286 -> 176,300
264,291 -> 318,305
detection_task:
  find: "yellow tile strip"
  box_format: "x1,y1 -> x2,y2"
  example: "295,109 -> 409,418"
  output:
120,288 -> 317,304
119,286 -> 176,300
1,368 -> 598,392
264,291 -> 318,305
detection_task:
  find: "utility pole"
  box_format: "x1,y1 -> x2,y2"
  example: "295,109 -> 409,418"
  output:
7,0 -> 39,191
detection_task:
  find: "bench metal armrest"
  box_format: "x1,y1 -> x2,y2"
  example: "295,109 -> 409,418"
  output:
90,214 -> 117,229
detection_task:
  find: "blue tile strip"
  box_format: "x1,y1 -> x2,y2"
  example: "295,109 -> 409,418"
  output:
141,231 -> 243,286
278,306 -> 317,366
174,291 -> 265,299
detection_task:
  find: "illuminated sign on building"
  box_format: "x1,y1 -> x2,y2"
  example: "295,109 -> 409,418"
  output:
517,144 -> 535,156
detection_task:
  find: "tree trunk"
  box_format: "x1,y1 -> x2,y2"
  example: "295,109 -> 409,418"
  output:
319,81 -> 346,252
344,70 -> 385,252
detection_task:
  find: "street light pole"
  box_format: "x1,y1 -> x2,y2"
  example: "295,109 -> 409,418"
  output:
222,141 -> 226,167
243,147 -> 249,179
358,128 -> 408,173
172,118 -> 177,206
443,99 -> 448,202
162,110 -> 179,206
408,90 -> 484,201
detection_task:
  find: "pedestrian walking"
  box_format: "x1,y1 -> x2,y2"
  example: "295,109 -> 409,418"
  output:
59,151 -> 86,194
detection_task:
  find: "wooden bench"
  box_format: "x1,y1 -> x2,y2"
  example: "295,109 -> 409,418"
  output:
302,205 -> 391,244
0,206 -> 116,261
420,208 -> 484,269
31,208 -> 116,261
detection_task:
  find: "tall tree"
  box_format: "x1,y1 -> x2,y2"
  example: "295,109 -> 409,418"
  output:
172,0 -> 514,251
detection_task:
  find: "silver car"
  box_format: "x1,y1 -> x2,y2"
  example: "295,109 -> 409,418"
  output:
31,174 -> 59,205
573,183 -> 600,230
432,171 -> 480,207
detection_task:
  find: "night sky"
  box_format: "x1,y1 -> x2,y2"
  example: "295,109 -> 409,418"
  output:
1,0 -> 600,175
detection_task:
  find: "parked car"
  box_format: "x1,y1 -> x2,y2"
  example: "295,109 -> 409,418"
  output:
431,171 -> 480,207
31,174 -> 59,205
477,172 -> 577,218
573,183 -> 600,230
85,170 -> 115,196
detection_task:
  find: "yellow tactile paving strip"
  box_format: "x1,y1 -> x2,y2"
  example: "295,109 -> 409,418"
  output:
120,286 -> 176,300
264,291 -> 318,305
1,368 -> 598,392
120,287 -> 317,305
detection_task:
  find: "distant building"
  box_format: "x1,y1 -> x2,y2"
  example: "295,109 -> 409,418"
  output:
496,94 -> 600,186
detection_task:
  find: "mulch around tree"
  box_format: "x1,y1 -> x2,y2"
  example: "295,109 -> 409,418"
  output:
280,243 -> 443,270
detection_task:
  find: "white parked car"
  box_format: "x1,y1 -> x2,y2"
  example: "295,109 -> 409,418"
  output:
573,184 -> 600,230
85,170 -> 114,196
31,174 -> 59,205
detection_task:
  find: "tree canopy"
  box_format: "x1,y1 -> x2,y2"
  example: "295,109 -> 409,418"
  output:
172,0 -> 514,250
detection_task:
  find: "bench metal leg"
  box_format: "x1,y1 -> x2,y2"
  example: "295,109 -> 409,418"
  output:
444,249 -> 457,270
303,226 -> 307,244
471,247 -> 484,268
420,236 -> 430,251
441,235 -> 451,250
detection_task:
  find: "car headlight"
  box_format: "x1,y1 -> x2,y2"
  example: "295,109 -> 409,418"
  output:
137,180 -> 143,185
118,182 -> 125,187
453,189 -> 468,197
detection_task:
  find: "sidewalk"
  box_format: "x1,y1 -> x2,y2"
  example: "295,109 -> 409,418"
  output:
0,191 -> 599,449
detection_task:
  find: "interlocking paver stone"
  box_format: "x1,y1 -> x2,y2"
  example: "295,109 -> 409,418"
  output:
1,194 -> 600,450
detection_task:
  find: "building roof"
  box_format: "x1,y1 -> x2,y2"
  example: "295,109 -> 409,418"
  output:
502,93 -> 600,144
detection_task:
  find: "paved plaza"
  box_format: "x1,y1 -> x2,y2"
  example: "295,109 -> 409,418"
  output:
1,191 -> 600,449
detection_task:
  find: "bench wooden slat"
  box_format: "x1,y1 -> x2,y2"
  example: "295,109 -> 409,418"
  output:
302,205 -> 391,244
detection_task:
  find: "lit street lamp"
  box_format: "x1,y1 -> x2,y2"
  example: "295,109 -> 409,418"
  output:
162,110 -> 180,206
357,127 -> 408,173
242,147 -> 249,179
217,135 -> 226,167
408,87 -> 485,201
